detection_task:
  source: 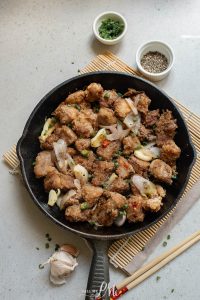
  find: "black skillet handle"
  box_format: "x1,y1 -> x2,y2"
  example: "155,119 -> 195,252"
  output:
85,239 -> 110,300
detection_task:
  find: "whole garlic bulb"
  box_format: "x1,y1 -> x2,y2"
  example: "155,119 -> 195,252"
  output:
40,245 -> 79,285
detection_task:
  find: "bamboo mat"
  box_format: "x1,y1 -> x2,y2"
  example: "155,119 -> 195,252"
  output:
3,51 -> 200,275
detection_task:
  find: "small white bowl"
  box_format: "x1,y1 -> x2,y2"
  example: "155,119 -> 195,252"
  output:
93,11 -> 127,45
136,41 -> 174,81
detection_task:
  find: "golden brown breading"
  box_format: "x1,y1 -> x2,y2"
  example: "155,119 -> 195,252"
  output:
44,170 -> 75,191
65,205 -> 91,222
114,98 -> 131,118
85,83 -> 104,102
160,140 -> 181,164
65,90 -> 85,104
127,195 -> 145,223
97,141 -> 120,161
155,110 -> 177,146
108,177 -> 130,194
134,93 -> 151,115
128,155 -> 150,177
150,159 -> 172,184
123,136 -> 141,155
34,151 -> 55,178
144,109 -> 160,127
73,151 -> 96,172
100,90 -> 119,107
137,125 -> 156,142
82,184 -> 103,207
72,112 -> 94,138
53,103 -> 79,124
97,107 -> 117,125
116,156 -> 134,179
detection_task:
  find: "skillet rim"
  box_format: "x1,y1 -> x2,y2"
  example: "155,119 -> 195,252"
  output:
17,71 -> 196,240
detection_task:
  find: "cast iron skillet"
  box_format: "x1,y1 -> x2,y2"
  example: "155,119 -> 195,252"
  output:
17,72 -> 195,299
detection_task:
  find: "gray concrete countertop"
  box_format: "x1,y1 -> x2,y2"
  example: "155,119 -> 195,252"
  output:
0,1 -> 200,299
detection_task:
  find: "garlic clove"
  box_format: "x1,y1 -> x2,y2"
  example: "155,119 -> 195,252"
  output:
91,128 -> 107,147
60,244 -> 80,257
73,164 -> 88,184
134,148 -> 153,161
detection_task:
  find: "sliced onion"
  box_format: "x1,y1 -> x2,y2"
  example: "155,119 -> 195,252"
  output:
48,189 -> 61,206
91,128 -> 107,147
125,98 -> 138,115
134,148 -> 153,161
124,112 -> 141,135
66,153 -> 75,170
143,142 -> 160,158
114,214 -> 126,226
74,179 -> 81,190
53,139 -> 68,172
106,173 -> 118,187
131,175 -> 157,197
100,124 -> 117,133
58,189 -> 77,210
106,122 -> 130,141
73,164 -> 88,184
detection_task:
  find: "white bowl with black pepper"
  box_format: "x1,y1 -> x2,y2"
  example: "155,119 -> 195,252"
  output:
136,41 -> 174,81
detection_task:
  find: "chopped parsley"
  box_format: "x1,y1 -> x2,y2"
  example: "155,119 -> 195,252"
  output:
162,241 -> 167,247
114,161 -> 119,169
172,174 -> 177,179
55,244 -> 60,251
117,92 -> 123,97
167,234 -> 171,240
80,202 -> 89,210
102,182 -> 108,189
32,161 -> 36,166
122,204 -> 128,209
81,149 -> 90,157
104,91 -> 110,99
98,18 -> 124,40
45,243 -> 49,249
45,233 -> 49,238
171,289 -> 174,293
39,264 -> 44,269
36,247 -> 39,250
156,276 -> 161,281
119,210 -> 126,216
74,104 -> 81,111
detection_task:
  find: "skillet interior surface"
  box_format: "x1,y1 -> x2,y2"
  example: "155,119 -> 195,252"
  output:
17,72 -> 196,240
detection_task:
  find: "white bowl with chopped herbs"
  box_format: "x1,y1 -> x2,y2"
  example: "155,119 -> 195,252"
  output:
136,41 -> 174,81
93,11 -> 127,45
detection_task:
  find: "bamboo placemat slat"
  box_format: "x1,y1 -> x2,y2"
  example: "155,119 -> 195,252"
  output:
3,51 -> 200,274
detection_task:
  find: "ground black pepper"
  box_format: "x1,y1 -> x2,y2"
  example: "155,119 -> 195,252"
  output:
141,51 -> 168,73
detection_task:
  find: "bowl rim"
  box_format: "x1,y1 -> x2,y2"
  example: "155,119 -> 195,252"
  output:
93,11 -> 128,43
136,40 -> 175,77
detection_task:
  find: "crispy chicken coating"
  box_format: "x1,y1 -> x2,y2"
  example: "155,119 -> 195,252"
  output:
150,159 -> 172,184
82,184 -> 103,207
85,83 -> 104,102
100,90 -> 119,107
116,156 -> 134,179
34,151 -> 55,178
75,138 -> 91,152
160,140 -> 181,164
42,125 -> 77,149
123,136 -> 141,155
65,90 -> 85,104
114,98 -> 132,118
144,109 -> 160,127
108,177 -> 130,194
44,170 -> 75,191
134,93 -> 151,115
97,141 -> 120,161
155,110 -> 177,146
65,205 -> 91,222
129,155 -> 150,177
53,103 -> 79,124
127,195 -> 145,223
97,107 -> 117,125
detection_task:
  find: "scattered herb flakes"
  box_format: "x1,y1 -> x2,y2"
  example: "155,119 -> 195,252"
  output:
39,264 -> 44,269
36,247 -> 39,250
163,241 -> 167,247
98,18 -> 124,40
48,237 -> 52,242
32,161 -> 36,166
74,103 -> 81,111
171,289 -> 174,293
55,244 -> 60,251
156,276 -> 161,282
117,92 -> 123,97
104,91 -> 110,99
45,243 -> 50,249
71,62 -> 74,64
77,69 -> 81,73
141,246 -> 145,251
45,233 -> 49,238
167,234 -> 171,240
114,161 -> 119,169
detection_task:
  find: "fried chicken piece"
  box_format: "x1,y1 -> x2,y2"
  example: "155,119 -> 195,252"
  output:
75,138 -> 91,152
129,155 -> 150,177
82,108 -> 98,128
114,98 -> 131,118
137,125 -> 156,142
144,109 -> 160,127
44,170 -> 75,191
155,110 -> 178,146
97,141 -> 120,161
160,140 -> 181,164
105,191 -> 127,208
82,184 -> 103,207
97,107 -> 117,125
85,83 -> 104,102
65,90 -> 85,104
72,112 -> 95,138
91,161 -> 114,186
53,103 -> 79,124
123,136 -> 141,155
116,156 -> 134,179
143,196 -> 163,212
108,177 -> 130,194
73,151 -> 96,172
91,197 -> 119,226
134,93 -> 151,115
150,159 -> 172,184
127,195 -> 145,223
123,88 -> 143,99
100,90 -> 119,107
42,125 -> 77,149
65,205 -> 91,222
66,147 -> 77,156
34,151 -> 55,178
156,185 -> 166,197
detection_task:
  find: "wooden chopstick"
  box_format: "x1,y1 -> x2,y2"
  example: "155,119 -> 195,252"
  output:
112,230 -> 200,298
